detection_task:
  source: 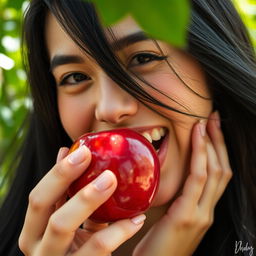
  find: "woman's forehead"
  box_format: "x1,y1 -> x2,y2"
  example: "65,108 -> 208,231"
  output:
104,15 -> 143,40
45,13 -> 143,43
45,13 -> 80,59
45,13 -> 143,59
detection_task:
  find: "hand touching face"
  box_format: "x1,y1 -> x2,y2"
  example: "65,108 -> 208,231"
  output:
46,14 -> 213,208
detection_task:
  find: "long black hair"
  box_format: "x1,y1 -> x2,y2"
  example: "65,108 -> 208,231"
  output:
0,0 -> 255,255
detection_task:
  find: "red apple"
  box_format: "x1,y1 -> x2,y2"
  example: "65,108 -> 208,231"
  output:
68,128 -> 160,223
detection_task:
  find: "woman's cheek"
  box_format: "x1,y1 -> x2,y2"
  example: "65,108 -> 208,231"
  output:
57,92 -> 95,141
144,71 -> 212,122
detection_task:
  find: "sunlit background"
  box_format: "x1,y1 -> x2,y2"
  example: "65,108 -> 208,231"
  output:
0,0 -> 256,200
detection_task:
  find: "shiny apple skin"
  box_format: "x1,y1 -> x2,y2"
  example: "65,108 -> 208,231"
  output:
68,128 -> 160,223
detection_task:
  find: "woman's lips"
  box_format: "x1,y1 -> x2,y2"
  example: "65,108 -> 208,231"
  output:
90,126 -> 169,167
131,126 -> 169,167
157,131 -> 169,167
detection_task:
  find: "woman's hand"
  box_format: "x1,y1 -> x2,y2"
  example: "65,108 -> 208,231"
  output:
133,111 -> 233,256
19,145 -> 145,256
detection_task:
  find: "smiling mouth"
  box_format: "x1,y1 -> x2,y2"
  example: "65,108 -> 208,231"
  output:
89,126 -> 168,153
138,127 -> 168,153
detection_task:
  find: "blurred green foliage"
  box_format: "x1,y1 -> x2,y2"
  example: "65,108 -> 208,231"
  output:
233,0 -> 256,47
0,0 -> 30,200
1,0 -> 256,201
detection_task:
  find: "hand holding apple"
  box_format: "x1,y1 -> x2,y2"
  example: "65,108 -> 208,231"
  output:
68,128 -> 160,222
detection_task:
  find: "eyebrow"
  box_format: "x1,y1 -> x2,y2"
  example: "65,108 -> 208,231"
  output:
110,31 -> 149,51
50,55 -> 84,71
50,31 -> 149,71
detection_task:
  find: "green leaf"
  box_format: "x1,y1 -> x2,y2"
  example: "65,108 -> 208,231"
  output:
130,0 -> 190,47
90,0 -> 129,25
86,0 -> 190,47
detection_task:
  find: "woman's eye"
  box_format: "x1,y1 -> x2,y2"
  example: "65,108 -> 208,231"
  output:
129,53 -> 167,67
59,72 -> 90,86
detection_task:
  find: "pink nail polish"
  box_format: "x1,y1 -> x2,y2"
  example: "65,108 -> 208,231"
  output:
92,170 -> 114,191
68,145 -> 87,165
131,214 -> 146,225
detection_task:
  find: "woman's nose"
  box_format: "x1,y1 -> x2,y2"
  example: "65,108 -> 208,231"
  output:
95,75 -> 139,124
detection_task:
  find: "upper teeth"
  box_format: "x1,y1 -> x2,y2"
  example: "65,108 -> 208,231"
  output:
141,127 -> 166,144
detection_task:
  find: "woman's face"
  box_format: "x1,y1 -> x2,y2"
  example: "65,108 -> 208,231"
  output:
45,13 -> 213,207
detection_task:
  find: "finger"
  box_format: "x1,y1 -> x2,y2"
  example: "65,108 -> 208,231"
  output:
73,215 -> 146,256
198,139 -> 222,209
36,170 -> 117,256
55,193 -> 68,210
68,221 -> 109,253
207,111 -> 233,202
19,146 -> 91,251
182,121 -> 207,207
55,148 -> 69,210
56,147 -> 69,163
82,219 -> 108,232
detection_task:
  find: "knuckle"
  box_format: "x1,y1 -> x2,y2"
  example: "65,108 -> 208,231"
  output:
177,214 -> 213,231
195,171 -> 207,184
209,215 -> 214,226
90,234 -> 112,253
76,188 -> 97,211
77,187 -> 92,203
48,214 -> 68,235
119,221 -> 134,233
178,215 -> 195,228
224,167 -> 233,181
28,189 -> 45,211
18,234 -> 27,253
211,165 -> 222,177
200,215 -> 213,231
53,163 -> 71,182
115,221 -> 136,238
18,231 -> 32,256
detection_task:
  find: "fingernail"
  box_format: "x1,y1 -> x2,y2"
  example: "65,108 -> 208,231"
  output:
214,111 -> 221,128
199,120 -> 206,137
131,214 -> 146,225
68,145 -> 88,165
92,170 -> 114,191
